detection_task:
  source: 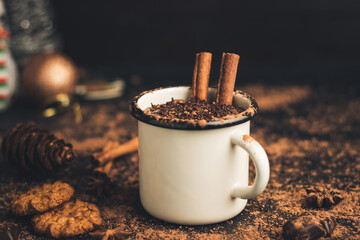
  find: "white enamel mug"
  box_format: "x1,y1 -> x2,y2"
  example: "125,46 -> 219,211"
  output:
130,86 -> 269,225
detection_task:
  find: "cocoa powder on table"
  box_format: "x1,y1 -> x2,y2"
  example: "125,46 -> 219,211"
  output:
0,83 -> 359,239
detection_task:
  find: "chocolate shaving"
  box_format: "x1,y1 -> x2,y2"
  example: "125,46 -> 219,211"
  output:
283,213 -> 336,240
148,99 -> 243,122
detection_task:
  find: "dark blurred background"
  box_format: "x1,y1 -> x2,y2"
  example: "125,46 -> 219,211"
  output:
50,0 -> 360,86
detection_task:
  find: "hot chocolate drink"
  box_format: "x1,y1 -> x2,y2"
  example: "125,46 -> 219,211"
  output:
148,99 -> 244,122
141,52 -> 244,126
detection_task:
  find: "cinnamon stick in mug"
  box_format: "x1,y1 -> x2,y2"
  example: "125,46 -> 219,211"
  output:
191,53 -> 199,99
216,53 -> 240,105
191,52 -> 212,100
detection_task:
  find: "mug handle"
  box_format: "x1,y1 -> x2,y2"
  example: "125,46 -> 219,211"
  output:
230,134 -> 270,199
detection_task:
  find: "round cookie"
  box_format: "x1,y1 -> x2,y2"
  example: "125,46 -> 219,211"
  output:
32,199 -> 103,238
11,181 -> 74,216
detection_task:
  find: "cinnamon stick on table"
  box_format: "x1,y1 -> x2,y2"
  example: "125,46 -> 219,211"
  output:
216,53 -> 240,105
92,137 -> 139,167
191,52 -> 212,101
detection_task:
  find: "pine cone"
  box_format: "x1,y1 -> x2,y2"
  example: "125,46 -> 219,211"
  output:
1,123 -> 76,174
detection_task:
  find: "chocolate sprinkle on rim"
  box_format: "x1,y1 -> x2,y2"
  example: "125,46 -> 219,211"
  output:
130,86 -> 259,130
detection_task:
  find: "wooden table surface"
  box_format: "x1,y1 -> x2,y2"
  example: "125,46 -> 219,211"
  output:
0,81 -> 359,239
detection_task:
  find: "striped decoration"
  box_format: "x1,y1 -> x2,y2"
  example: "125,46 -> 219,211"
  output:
0,39 -> 9,109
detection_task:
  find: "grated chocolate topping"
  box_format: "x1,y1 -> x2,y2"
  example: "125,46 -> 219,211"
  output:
148,99 -> 244,122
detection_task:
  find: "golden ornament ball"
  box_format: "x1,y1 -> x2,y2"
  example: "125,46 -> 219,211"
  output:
21,52 -> 78,104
